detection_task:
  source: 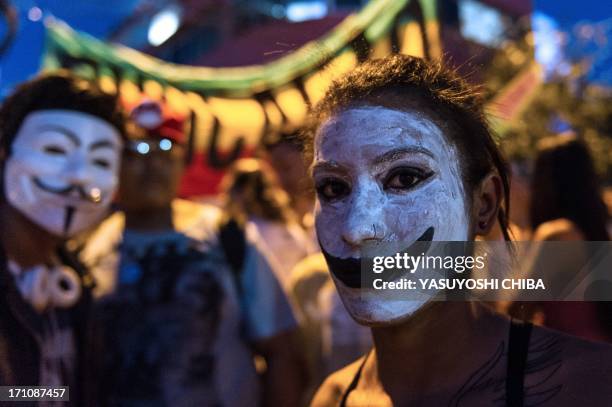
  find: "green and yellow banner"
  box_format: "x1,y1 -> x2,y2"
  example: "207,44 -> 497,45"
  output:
43,0 -> 440,195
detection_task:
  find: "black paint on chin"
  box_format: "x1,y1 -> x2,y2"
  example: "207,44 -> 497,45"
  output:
320,226 -> 435,289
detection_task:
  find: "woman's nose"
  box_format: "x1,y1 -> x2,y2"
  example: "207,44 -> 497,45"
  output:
341,187 -> 386,247
342,221 -> 385,248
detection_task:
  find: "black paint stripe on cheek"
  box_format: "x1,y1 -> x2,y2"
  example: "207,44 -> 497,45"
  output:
321,226 -> 435,289
419,226 -> 434,242
321,250 -> 362,288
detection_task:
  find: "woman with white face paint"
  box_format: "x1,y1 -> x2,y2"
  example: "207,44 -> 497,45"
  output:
307,55 -> 612,407
0,72 -> 125,405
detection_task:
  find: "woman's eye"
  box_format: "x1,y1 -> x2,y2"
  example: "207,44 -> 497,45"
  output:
316,179 -> 350,201
384,168 -> 431,191
43,145 -> 67,155
92,158 -> 111,169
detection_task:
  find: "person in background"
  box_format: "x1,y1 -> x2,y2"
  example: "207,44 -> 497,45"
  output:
80,100 -> 303,407
0,72 -> 125,405
288,253 -> 371,404
264,135 -> 316,229
220,158 -> 317,287
530,133 -> 609,242
525,133 -> 611,342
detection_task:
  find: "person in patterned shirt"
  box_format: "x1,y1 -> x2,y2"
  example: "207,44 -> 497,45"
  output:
82,100 -> 304,406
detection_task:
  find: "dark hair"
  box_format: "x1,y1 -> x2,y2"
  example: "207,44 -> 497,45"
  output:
302,54 -> 511,240
0,70 -> 125,154
530,134 -> 610,241
221,158 -> 295,224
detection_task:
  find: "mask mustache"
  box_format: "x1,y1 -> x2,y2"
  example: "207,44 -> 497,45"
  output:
321,226 -> 435,289
32,177 -> 103,204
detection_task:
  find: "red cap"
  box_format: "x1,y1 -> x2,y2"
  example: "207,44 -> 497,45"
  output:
130,99 -> 186,144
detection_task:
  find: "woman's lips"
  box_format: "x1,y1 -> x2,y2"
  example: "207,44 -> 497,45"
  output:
321,226 -> 435,289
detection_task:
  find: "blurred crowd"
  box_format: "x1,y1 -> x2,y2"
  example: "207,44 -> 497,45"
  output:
0,60 -> 610,406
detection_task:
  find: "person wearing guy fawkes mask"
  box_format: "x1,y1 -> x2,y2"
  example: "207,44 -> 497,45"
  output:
0,72 -> 125,406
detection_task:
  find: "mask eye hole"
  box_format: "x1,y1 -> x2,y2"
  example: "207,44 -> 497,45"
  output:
43,145 -> 67,155
92,158 -> 111,169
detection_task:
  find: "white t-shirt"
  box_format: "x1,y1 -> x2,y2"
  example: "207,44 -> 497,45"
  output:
248,216 -> 318,288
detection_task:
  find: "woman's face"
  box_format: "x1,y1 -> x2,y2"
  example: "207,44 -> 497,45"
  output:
313,106 -> 470,325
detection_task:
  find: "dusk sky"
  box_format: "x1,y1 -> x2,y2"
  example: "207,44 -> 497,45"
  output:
0,0 -> 610,97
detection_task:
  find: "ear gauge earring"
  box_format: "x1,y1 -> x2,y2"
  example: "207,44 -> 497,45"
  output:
49,266 -> 82,309
7,262 -> 82,312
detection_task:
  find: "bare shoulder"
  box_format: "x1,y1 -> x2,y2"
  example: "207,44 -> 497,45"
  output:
533,218 -> 584,241
527,324 -> 612,404
310,357 -> 365,407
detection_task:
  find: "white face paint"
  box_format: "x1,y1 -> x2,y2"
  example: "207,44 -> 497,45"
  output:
313,107 -> 469,326
3,110 -> 123,238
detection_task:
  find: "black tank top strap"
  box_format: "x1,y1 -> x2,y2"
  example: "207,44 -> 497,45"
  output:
506,318 -> 533,407
339,350 -> 371,407
339,319 -> 532,407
